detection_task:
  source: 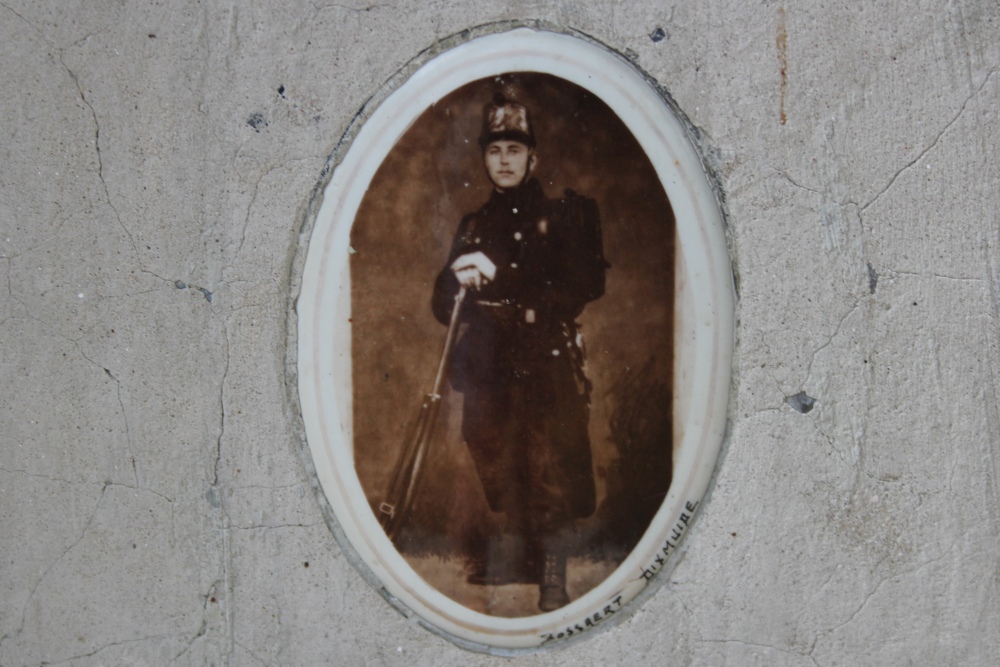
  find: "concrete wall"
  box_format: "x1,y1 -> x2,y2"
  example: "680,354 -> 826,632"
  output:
1,1 -> 997,664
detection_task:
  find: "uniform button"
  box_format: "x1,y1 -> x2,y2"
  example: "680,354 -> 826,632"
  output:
552,349 -> 560,356
510,262 -> 518,268
474,237 -> 481,244
512,208 -> 518,214
514,231 -> 522,240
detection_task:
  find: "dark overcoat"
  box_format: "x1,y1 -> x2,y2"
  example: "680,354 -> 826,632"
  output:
432,178 -> 607,530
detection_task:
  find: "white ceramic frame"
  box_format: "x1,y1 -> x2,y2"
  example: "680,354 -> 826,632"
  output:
295,27 -> 733,651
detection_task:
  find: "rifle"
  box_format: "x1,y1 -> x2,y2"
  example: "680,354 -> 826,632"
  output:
378,287 -> 466,541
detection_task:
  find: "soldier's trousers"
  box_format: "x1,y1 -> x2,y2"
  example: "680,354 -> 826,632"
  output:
461,371 -> 596,544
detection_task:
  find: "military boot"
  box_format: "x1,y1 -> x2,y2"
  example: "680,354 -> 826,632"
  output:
537,552 -> 570,612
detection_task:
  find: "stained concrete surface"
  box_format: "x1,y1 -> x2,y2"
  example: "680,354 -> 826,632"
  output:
1,1 -> 998,665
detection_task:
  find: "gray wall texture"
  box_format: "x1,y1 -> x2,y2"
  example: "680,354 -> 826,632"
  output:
1,1 -> 997,665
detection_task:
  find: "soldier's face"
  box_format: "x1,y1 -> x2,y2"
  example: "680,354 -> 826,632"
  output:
484,140 -> 535,192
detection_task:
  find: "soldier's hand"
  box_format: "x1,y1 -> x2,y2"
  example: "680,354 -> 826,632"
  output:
451,252 -> 497,291
454,266 -> 484,291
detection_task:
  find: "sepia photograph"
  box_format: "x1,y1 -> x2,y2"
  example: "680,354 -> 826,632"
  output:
348,71 -> 677,618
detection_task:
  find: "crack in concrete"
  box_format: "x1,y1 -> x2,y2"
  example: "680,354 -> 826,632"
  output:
0,483 -> 109,660
3,459 -> 172,506
111,371 -> 137,481
1,296 -> 183,501
3,254 -> 163,346
232,155 -> 326,263
0,2 -> 108,51
800,292 -> 884,492
0,2 -> 43,37
0,464 -> 104,489
891,269 -> 985,284
226,298 -> 281,314
56,50 -> 172,288
697,637 -> 820,666
38,633 -> 180,666
73,341 -> 140,488
230,521 -> 324,530
763,165 -> 863,259
210,315 -> 229,490
205,307 -> 235,663
67,30 -> 105,49
237,165 -> 269,260
6,288 -> 78,339
98,286 -> 165,301
753,330 -> 797,403
310,2 -> 389,14
657,586 -> 691,620
766,164 -> 825,198
234,639 -> 273,667
168,579 -> 222,665
804,298 -> 861,388
824,573 -> 890,637
800,566 -> 839,617
823,536 -> 964,649
2,268 -> 167,499
56,54 -> 128,249
230,483 -> 306,491
861,67 -> 998,214
809,419 -> 852,470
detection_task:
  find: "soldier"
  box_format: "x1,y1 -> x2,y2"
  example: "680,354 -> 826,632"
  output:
431,93 -> 608,612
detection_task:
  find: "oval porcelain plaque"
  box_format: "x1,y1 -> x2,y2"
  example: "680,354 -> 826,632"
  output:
294,27 -> 733,651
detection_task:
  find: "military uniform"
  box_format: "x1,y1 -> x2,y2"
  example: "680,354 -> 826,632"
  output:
432,176 -> 606,564
430,92 -> 607,611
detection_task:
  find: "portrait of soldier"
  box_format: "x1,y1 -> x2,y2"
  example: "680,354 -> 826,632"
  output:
351,73 -> 674,618
431,94 -> 608,612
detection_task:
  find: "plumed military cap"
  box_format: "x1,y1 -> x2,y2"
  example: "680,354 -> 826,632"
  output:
478,93 -> 536,149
